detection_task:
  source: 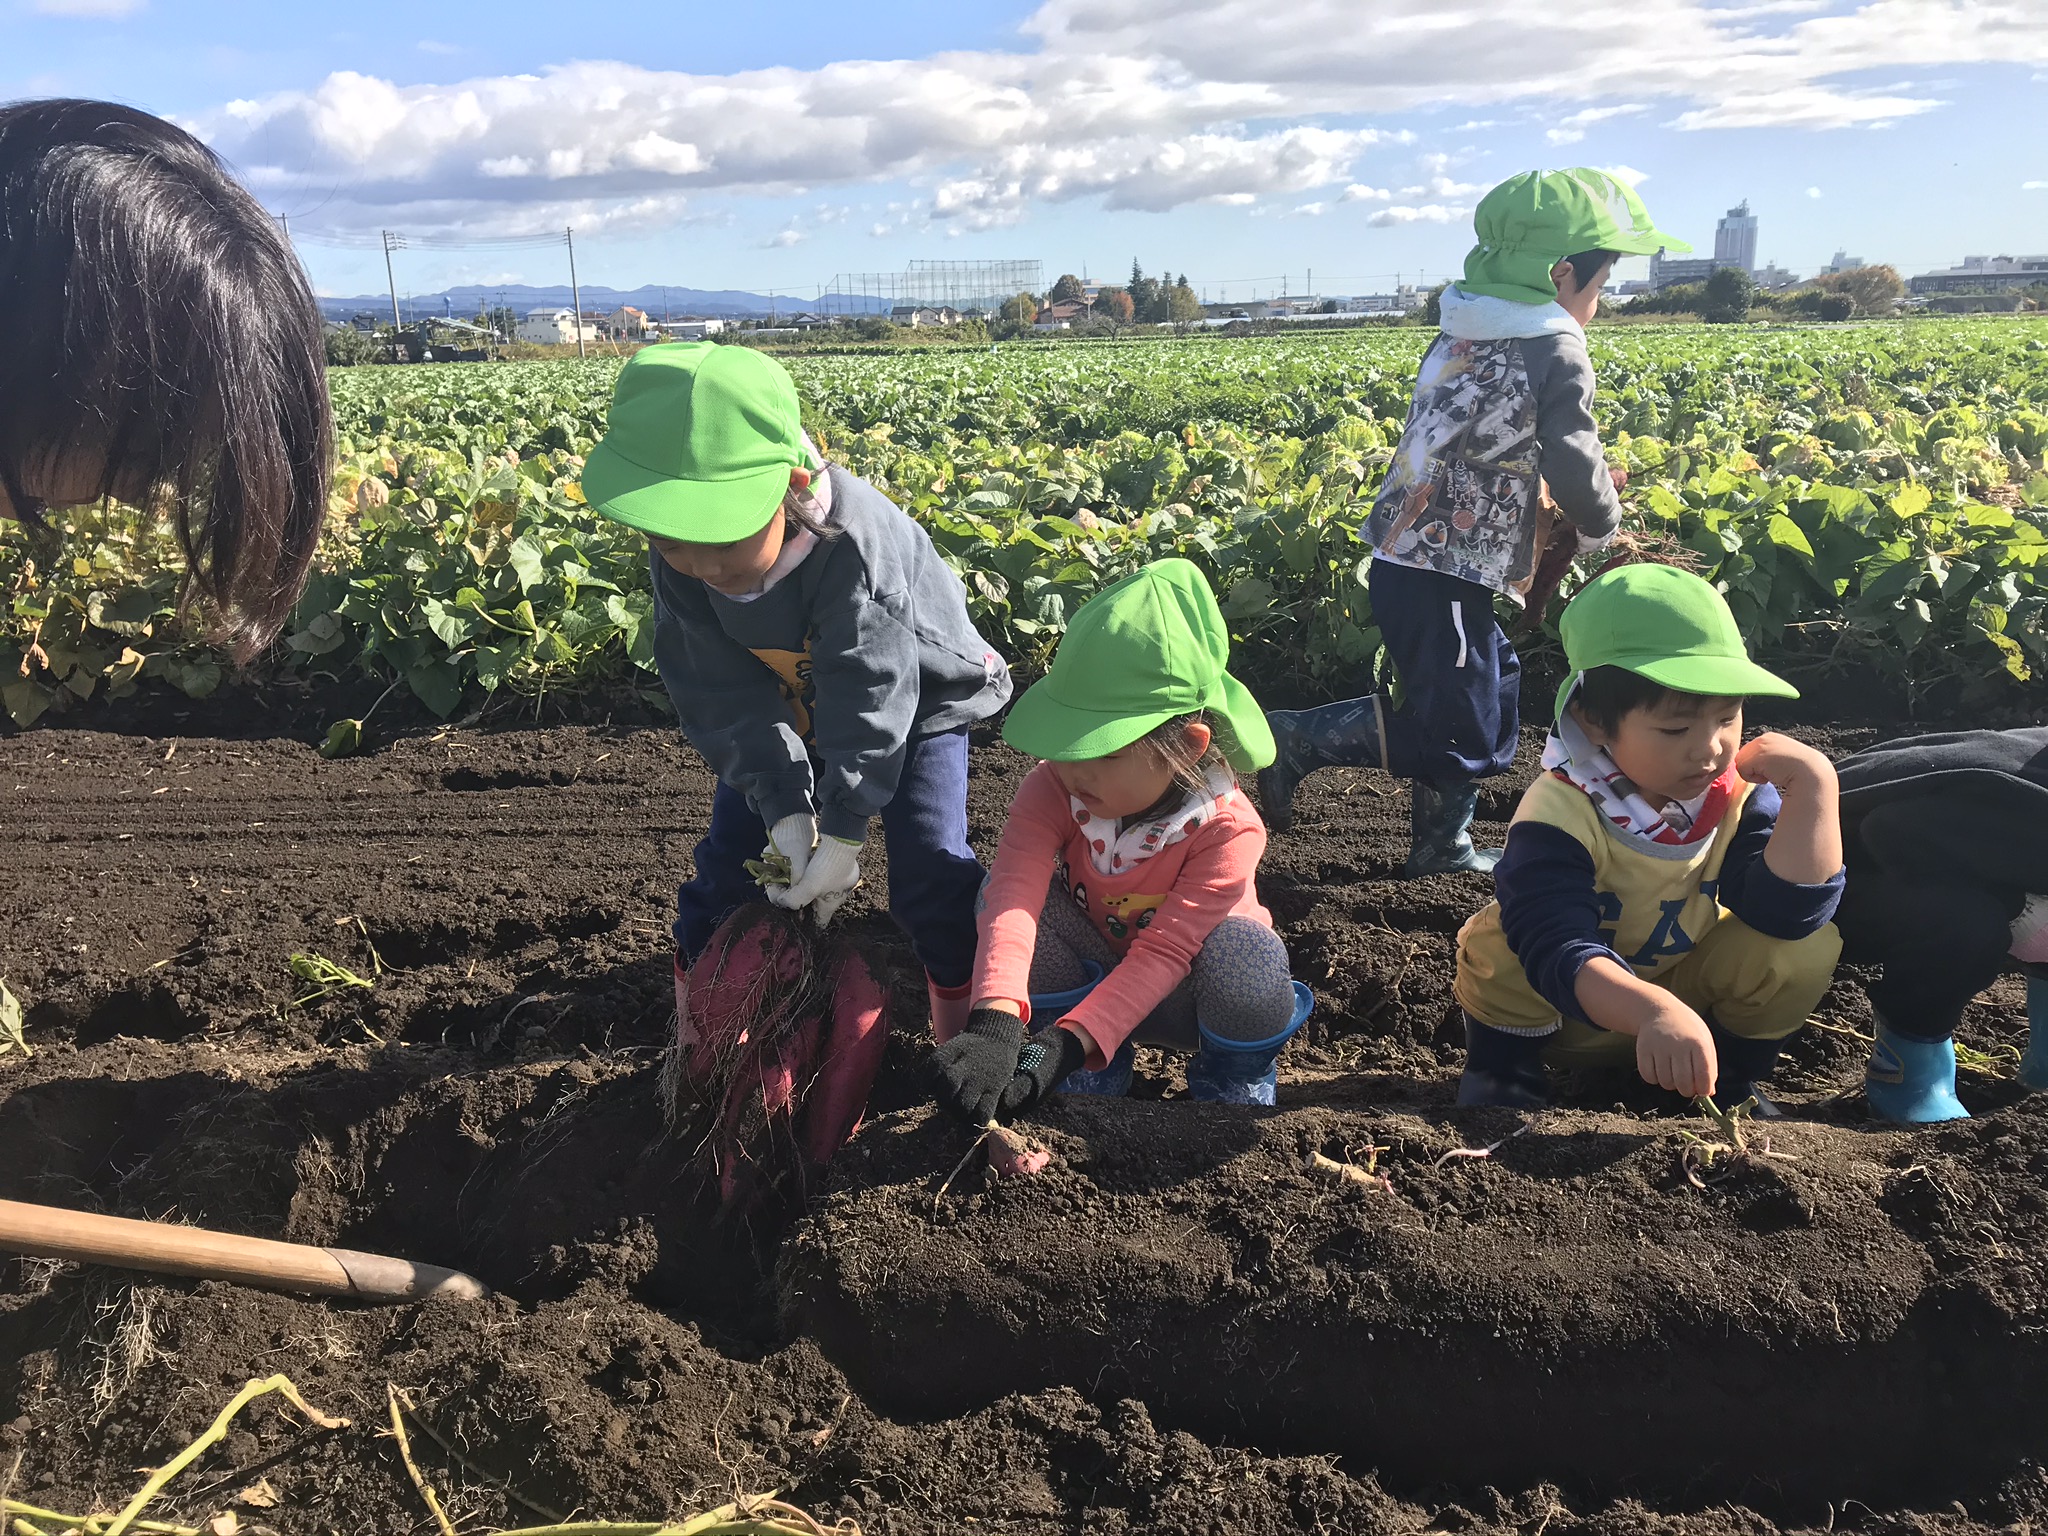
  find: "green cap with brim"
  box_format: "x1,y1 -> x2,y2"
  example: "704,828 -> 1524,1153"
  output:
1463,168 -> 1692,305
1556,563 -> 1798,723
580,343 -> 804,542
1002,559 -> 1276,774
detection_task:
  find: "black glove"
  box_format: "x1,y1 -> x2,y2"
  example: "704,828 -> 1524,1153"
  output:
996,1025 -> 1089,1119
930,1007 -> 1026,1125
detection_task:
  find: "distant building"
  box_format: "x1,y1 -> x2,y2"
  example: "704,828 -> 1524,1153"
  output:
1649,253 -> 1720,291
1033,299 -> 1090,330
1715,200 -> 1759,274
890,305 -> 965,327
516,308 -> 599,345
606,306 -> 652,339
1909,255 -> 2048,295
1823,250 -> 1866,275
1752,262 -> 1802,292
659,318 -> 726,341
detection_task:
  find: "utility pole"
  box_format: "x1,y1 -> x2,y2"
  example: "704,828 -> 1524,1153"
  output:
381,231 -> 405,353
565,226 -> 585,359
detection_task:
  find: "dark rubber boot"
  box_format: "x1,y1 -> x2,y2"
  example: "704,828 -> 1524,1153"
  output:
1456,1013 -> 1551,1108
1705,1018 -> 1787,1117
1405,780 -> 1501,877
1258,697 -> 1387,833
2019,977 -> 2048,1092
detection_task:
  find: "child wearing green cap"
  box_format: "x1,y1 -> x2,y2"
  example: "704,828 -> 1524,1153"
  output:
1452,564 -> 1845,1111
929,559 -> 1313,1124
1263,169 -> 1687,876
580,343 -> 1012,1033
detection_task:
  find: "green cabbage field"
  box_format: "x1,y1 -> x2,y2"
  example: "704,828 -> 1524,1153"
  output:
4,319 -> 2046,736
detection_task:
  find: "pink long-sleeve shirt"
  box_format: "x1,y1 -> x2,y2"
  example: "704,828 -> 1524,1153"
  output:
972,761 -> 1273,1067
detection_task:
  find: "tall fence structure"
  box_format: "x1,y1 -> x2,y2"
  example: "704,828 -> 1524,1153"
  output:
817,259 -> 1043,318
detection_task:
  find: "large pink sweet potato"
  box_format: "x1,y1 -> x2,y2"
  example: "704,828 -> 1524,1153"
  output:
672,902 -> 891,1209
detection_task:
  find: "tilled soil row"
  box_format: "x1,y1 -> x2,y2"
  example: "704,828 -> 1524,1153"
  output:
1,720 -> 2043,1535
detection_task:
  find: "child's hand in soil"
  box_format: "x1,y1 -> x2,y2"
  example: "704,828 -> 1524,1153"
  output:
996,1024 -> 1088,1118
930,1006 -> 1026,1124
1635,995 -> 1717,1100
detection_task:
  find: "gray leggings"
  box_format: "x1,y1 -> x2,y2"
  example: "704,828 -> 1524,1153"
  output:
1027,872 -> 1297,1047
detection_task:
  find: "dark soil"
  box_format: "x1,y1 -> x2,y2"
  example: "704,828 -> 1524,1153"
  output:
1,713 -> 2043,1536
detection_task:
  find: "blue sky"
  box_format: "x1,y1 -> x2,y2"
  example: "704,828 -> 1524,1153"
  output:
9,0 -> 2046,301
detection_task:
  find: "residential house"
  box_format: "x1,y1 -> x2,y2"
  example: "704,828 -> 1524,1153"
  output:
516,309 -> 599,345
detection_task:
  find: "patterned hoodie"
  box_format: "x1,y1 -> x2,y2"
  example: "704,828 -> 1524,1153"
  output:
1363,285 -> 1623,601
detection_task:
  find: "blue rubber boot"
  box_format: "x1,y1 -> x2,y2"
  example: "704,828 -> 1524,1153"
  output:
2018,977 -> 2048,1092
1406,780 -> 1501,877
1258,698 -> 1386,833
1706,1019 -> 1787,1118
1186,984 -> 1313,1106
1456,1014 -> 1551,1108
1029,963 -> 1131,1097
1865,1018 -> 1970,1123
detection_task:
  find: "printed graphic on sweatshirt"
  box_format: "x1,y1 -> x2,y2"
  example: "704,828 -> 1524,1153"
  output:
1365,336 -> 1543,596
750,645 -> 816,739
1060,868 -> 1170,945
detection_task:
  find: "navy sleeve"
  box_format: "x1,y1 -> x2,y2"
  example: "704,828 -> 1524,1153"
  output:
1495,821 -> 1624,1025
1715,781 -> 1845,939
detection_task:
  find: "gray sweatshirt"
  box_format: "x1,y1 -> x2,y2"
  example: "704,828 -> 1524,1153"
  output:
650,466 -> 1012,842
1363,284 -> 1623,601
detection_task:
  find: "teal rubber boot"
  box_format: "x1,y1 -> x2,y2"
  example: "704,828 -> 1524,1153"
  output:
1029,963 -> 1131,1097
1406,780 -> 1501,877
2018,977 -> 2048,1092
1258,698 -> 1386,833
1865,1018 -> 1970,1123
1186,984 -> 1313,1106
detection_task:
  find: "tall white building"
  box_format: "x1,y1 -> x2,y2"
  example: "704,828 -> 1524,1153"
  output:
1714,201 -> 1759,274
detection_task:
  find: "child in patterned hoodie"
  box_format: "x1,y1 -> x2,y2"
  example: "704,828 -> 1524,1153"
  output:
930,560 -> 1313,1124
1261,169 -> 1687,876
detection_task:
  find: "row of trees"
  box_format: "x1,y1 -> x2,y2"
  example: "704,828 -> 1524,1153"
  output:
1628,264 -> 1907,325
997,262 -> 1206,333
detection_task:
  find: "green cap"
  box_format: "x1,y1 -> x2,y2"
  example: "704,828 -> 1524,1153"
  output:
1556,563 -> 1797,722
1002,559 -> 1276,773
1462,169 -> 1691,305
580,343 -> 804,542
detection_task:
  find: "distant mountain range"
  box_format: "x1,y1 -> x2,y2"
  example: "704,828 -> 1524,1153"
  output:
316,283 -> 891,322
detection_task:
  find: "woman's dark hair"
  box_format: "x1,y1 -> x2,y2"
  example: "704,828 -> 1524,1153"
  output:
1560,248 -> 1620,290
0,99 -> 332,659
1571,664 -> 1695,735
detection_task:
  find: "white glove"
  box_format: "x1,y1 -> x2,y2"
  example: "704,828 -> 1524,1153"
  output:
1577,525 -> 1618,556
770,835 -> 862,927
767,813 -> 818,885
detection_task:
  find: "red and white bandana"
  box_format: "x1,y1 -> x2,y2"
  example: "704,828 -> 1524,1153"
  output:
1070,766 -> 1236,877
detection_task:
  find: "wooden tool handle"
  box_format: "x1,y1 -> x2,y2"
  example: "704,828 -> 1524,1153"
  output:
0,1198 -> 486,1302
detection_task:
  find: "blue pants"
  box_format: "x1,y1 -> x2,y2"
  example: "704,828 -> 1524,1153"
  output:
674,726 -> 983,988
1370,560 -> 1521,783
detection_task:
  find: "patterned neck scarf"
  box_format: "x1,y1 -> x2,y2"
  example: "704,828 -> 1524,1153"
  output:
1541,687 -> 1736,851
1070,765 -> 1237,877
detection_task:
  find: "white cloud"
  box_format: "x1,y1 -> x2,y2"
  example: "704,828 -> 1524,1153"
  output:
32,0 -> 143,13
1600,164 -> 1649,186
416,40 -> 460,55
764,227 -> 803,247
2025,179 -> 2048,190
194,0 -> 2048,233
1341,183 -> 1392,201
1807,184 -> 1824,196
1370,203 -> 1466,226
1293,200 -> 1326,215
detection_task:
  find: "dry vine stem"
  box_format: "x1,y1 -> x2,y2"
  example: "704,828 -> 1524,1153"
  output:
23,1374 -> 349,1536
1433,1121 -> 1533,1171
492,1493 -> 858,1535
385,1384 -> 457,1536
